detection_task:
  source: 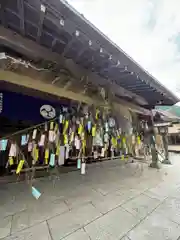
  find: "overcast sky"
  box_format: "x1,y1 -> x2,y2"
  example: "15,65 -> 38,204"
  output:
67,0 -> 180,99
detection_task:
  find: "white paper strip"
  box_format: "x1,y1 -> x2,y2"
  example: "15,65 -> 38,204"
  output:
94,151 -> 98,159
75,137 -> 80,150
28,142 -> 33,152
65,145 -> 69,159
59,114 -> 63,123
49,130 -> 55,142
9,144 -> 17,157
101,148 -> 105,157
81,162 -> 86,175
58,146 -> 65,165
44,122 -> 48,131
39,134 -> 45,146
32,129 -> 37,140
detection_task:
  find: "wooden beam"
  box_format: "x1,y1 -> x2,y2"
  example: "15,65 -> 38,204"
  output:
36,4 -> 46,42
0,0 -> 6,27
0,26 -> 148,105
17,0 -> 25,36
0,70 -> 98,105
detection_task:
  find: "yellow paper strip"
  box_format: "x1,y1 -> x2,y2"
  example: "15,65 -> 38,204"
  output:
64,134 -> 68,144
112,137 -> 117,147
92,125 -> 96,137
16,160 -> 25,174
50,121 -> 54,130
95,109 -> 100,120
63,120 -> 69,134
35,149 -> 39,161
122,137 -> 126,143
9,157 -> 14,166
78,124 -> 83,135
137,136 -> 141,145
45,149 -> 49,159
45,158 -> 48,165
82,140 -> 86,154
54,123 -> 58,132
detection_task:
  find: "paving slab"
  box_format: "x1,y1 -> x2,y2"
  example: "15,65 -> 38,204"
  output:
154,197 -> 180,225
11,198 -> 69,233
127,212 -> 180,240
47,203 -> 102,240
4,222 -> 51,240
122,193 -> 160,220
0,216 -> 12,239
85,206 -> 138,240
63,228 -> 90,240
65,186 -> 102,209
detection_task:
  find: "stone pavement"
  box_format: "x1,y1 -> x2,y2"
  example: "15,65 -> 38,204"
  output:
1,153 -> 180,239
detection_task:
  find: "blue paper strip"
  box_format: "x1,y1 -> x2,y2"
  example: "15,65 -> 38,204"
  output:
49,153 -> 55,167
32,186 -> 41,199
0,139 -> 8,151
77,159 -> 81,169
21,135 -> 27,146
87,121 -> 91,132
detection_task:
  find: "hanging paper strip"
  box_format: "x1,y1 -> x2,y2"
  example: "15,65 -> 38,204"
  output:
32,129 -> 37,140
104,133 -> 109,143
112,137 -> 117,147
39,134 -> 45,146
44,122 -> 48,131
94,151 -> 98,159
92,126 -> 96,137
122,137 -> 126,144
16,160 -> 25,174
50,121 -> 54,130
77,159 -> 81,169
63,120 -> 69,134
32,186 -> 41,200
137,136 -> 141,145
111,148 -> 114,158
105,122 -> 109,132
54,123 -> 59,132
9,157 -> 14,166
101,148 -> 105,157
65,145 -> 69,159
21,135 -> 28,146
81,162 -> 86,175
59,114 -> 63,124
64,134 -> 68,145
45,148 -> 49,159
58,146 -> 65,165
49,130 -> 55,142
35,148 -> 39,161
95,109 -> 100,120
75,137 -> 80,150
87,121 -> 91,132
28,142 -> 33,152
9,143 -> 17,157
82,140 -> 86,154
78,124 -> 83,135
49,153 -> 55,167
0,139 -> 8,151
